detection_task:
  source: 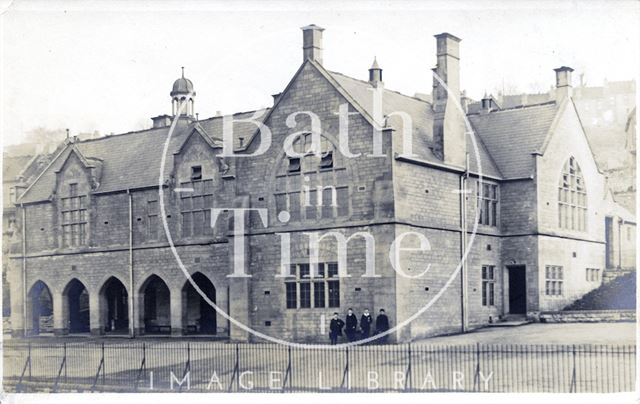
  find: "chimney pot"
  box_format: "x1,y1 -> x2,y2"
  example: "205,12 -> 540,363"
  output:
301,24 -> 324,64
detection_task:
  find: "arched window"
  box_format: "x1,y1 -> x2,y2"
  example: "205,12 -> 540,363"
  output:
274,133 -> 349,222
558,157 -> 587,231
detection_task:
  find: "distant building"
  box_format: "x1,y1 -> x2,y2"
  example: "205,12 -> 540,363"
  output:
5,26 -> 636,342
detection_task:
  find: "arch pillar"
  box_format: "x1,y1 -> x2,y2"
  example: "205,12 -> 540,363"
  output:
7,266 -> 24,337
89,291 -> 101,336
133,288 -> 143,336
52,291 -> 66,335
170,287 -> 183,336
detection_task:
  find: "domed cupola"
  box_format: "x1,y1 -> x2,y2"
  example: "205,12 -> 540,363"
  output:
170,67 -> 196,117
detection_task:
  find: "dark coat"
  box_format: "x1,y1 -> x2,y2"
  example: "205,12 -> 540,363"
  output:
330,318 -> 345,334
360,314 -> 373,331
345,314 -> 358,331
375,314 -> 389,332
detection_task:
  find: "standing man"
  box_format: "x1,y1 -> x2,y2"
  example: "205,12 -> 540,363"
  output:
375,309 -> 390,344
345,308 -> 358,342
329,312 -> 345,345
360,308 -> 373,340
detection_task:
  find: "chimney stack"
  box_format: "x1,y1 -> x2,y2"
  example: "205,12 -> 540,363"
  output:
554,66 -> 574,103
301,24 -> 324,64
432,33 -> 466,167
481,94 -> 494,114
151,114 -> 172,128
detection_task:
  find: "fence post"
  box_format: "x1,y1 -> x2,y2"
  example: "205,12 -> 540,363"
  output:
16,342 -> 32,392
102,342 -> 106,388
473,342 -> 481,392
282,345 -> 292,392
53,343 -> 67,392
340,347 -> 349,391
27,342 -> 32,389
91,342 -> 105,392
405,344 -> 412,391
179,343 -> 191,392
569,345 -> 577,393
134,343 -> 147,391
228,343 -> 240,392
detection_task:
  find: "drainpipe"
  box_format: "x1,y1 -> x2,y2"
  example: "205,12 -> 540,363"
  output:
460,154 -> 469,333
617,218 -> 623,269
21,203 -> 27,337
128,189 -> 134,337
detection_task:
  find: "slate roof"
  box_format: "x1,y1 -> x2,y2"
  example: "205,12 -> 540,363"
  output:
3,155 -> 33,183
18,110 -> 269,204
18,63 -> 565,203
468,102 -> 559,179
328,70 -> 502,178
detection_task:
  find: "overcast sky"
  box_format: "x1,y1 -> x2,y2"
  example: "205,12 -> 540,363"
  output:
1,0 -> 638,146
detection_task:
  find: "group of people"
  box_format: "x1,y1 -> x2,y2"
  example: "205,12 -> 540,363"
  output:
328,308 -> 390,344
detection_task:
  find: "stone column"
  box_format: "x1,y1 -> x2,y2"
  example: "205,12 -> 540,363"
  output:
52,291 -> 66,335
170,288 -> 183,336
89,291 -> 101,336
228,196 -> 252,342
7,259 -> 25,337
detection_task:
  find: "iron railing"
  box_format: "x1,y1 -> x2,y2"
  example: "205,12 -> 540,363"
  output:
2,340 -> 635,393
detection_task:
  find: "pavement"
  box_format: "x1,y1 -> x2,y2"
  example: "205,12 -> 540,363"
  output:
415,322 -> 637,345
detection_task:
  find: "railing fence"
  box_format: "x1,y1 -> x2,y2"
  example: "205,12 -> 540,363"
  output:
3,341 -> 636,393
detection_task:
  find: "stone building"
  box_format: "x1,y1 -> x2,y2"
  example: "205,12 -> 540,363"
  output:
6,25 -> 635,342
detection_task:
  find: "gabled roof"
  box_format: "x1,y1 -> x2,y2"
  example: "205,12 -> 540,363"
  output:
18,108 -> 270,204
468,102 -> 559,179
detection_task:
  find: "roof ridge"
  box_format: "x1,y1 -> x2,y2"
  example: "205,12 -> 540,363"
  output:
327,69 -> 432,105
468,100 -> 557,116
75,108 -> 270,145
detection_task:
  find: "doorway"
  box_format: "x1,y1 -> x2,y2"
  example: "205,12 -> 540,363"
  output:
507,265 -> 527,314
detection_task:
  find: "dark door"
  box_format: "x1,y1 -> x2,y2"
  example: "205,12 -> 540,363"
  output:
508,265 -> 527,314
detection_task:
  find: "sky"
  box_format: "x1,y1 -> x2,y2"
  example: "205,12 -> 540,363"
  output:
1,0 -> 639,146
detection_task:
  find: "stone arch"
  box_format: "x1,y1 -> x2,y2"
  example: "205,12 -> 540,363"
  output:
27,280 -> 53,335
181,272 -> 217,334
138,274 -> 171,334
62,278 -> 90,333
98,276 -> 129,334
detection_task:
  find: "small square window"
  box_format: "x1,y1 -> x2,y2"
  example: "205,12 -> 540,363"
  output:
320,151 -> 333,169
191,166 -> 202,181
288,157 -> 301,173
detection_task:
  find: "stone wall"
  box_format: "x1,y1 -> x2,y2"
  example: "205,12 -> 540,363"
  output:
540,310 -> 635,323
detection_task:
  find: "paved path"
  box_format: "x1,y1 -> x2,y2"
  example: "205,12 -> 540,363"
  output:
416,322 -> 636,345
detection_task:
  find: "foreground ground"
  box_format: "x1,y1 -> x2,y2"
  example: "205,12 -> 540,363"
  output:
417,322 -> 637,345
4,321 -> 636,345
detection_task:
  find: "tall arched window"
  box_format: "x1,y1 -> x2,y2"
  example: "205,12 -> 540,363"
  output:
558,157 -> 587,231
274,133 -> 349,222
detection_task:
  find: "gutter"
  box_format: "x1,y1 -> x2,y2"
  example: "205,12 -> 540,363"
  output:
460,154 -> 469,333
395,153 -> 528,182
128,189 -> 134,337
21,204 -> 27,337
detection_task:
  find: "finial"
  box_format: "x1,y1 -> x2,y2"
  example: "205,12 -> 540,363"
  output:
66,128 -> 69,139
181,66 -> 184,78
370,56 -> 380,70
